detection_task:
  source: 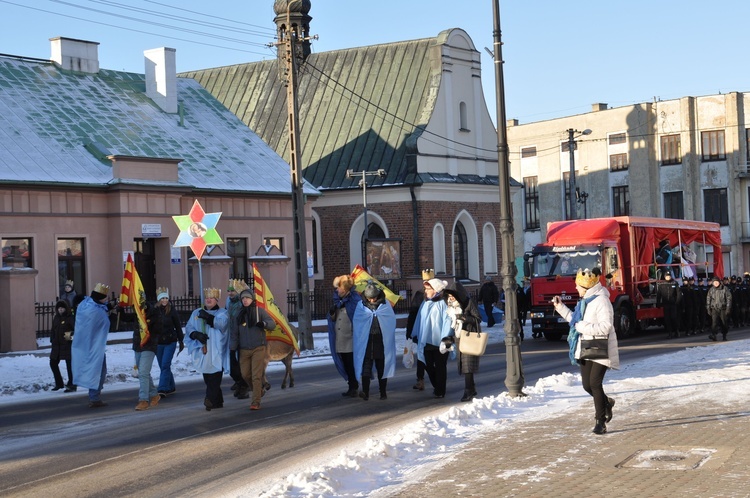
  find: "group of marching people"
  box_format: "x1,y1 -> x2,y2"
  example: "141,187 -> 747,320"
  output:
327,269 -> 483,403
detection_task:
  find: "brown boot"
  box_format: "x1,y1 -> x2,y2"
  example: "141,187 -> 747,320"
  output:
413,379 -> 424,391
135,400 -> 149,411
150,395 -> 161,407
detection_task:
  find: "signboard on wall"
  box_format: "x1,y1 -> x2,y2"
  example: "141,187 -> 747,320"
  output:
365,239 -> 402,280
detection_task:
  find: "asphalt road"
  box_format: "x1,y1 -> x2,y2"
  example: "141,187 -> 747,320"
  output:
0,328 -> 742,497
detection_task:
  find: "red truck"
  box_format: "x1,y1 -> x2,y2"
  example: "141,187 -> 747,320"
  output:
524,216 -> 724,340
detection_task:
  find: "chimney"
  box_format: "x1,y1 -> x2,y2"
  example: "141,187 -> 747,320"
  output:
144,47 -> 177,114
50,37 -> 100,73
592,103 -> 608,112
506,118 -> 519,127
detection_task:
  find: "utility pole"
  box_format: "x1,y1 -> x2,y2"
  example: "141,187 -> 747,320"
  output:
566,128 -> 591,221
275,5 -> 317,350
491,0 -> 524,397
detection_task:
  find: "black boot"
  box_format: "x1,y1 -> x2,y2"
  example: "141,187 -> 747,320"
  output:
460,390 -> 475,402
379,378 -> 387,400
593,419 -> 607,435
709,333 -> 717,341
360,377 -> 370,400
605,397 -> 615,422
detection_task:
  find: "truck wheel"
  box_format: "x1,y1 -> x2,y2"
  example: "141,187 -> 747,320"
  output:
614,304 -> 635,339
543,331 -> 563,341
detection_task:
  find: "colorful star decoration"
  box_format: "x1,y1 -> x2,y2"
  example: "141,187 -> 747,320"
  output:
172,200 -> 223,260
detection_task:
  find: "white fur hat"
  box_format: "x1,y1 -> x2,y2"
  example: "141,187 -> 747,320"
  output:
426,278 -> 447,294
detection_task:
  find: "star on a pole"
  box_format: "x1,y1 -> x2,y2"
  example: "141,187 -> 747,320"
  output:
172,200 -> 223,260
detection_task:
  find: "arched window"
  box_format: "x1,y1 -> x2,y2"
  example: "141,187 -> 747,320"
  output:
432,224 -> 446,274
482,223 -> 498,275
459,101 -> 469,131
454,221 -> 468,280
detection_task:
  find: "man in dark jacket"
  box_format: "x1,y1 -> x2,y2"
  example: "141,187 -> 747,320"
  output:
656,273 -> 682,339
232,289 -> 275,410
706,276 -> 732,341
478,277 -> 500,327
49,300 -> 76,392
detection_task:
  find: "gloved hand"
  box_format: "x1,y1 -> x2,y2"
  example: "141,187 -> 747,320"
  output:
328,305 -> 337,318
198,309 -> 215,327
190,331 -> 209,344
64,331 -> 72,341
439,337 -> 454,354
256,320 -> 266,329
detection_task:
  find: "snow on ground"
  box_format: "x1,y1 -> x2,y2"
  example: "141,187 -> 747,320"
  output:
2,321 -> 749,497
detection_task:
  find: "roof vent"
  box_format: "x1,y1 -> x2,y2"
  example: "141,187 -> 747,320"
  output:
50,37 -> 100,73
592,103 -> 608,112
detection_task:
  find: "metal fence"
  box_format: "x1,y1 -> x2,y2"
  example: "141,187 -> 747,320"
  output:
286,284 -> 414,322
35,295 -> 202,339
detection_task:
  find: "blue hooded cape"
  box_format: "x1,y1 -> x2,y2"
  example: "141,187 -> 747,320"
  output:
352,300 -> 397,380
71,296 -> 110,390
185,307 -> 230,374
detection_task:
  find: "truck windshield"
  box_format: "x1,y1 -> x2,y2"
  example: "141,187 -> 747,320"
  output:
531,249 -> 601,277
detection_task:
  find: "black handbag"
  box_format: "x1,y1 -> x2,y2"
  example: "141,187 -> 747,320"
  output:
579,338 -> 609,360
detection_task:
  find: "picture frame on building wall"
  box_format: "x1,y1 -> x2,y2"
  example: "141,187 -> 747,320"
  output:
365,239 -> 402,280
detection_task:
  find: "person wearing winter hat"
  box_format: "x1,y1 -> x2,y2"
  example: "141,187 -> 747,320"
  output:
706,275 -> 732,341
60,280 -> 76,308
232,287 -> 275,410
226,279 -> 249,396
71,283 -> 112,408
327,275 -> 362,397
412,277 -> 454,398
444,281 -> 483,402
49,299 -> 76,392
552,268 -> 619,435
352,282 -> 397,400
155,287 -> 184,398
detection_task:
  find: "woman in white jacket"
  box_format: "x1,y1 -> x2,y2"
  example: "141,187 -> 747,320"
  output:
553,268 -> 619,435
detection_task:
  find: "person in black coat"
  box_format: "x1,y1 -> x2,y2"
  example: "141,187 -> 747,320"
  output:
477,277 -> 500,327
155,288 -> 184,397
656,273 -> 682,339
444,282 -> 483,402
405,289 -> 426,391
50,300 -> 76,392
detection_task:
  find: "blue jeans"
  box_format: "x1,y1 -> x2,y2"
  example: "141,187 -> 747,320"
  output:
88,355 -> 107,402
156,342 -> 177,393
135,351 -> 158,401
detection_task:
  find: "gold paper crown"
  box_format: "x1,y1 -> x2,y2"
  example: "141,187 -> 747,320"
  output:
204,287 -> 221,300
234,279 -> 250,293
421,269 -> 435,280
93,283 -> 110,295
575,269 -> 599,289
65,280 -> 74,287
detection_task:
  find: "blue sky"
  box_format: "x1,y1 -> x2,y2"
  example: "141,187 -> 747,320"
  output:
1,1 -> 749,125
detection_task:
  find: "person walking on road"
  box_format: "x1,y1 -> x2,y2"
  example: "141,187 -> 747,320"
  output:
233,288 -> 275,410
327,274 -> 362,398
412,278 -> 454,398
133,301 -> 162,411
405,289 -> 426,391
71,283 -> 114,408
477,276 -> 500,328
155,288 -> 184,398
185,288 -> 230,411
225,279 -> 249,397
706,276 -> 732,341
552,268 -> 619,435
444,282 -> 482,402
353,282 -> 397,400
49,299 -> 76,392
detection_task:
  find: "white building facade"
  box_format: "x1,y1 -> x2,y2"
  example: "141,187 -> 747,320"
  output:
508,92 -> 750,276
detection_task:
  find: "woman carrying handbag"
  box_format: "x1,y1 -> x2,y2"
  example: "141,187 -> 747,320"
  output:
444,282 -> 484,402
552,268 -> 620,435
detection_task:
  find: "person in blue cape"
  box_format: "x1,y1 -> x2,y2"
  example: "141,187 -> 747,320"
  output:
71,283 -> 114,408
412,278 -> 454,398
552,268 -> 620,435
327,275 -> 362,397
352,282 -> 397,400
185,287 -> 230,411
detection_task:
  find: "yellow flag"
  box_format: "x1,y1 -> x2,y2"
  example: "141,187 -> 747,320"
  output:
351,265 -> 400,307
253,263 -> 300,355
119,253 -> 149,347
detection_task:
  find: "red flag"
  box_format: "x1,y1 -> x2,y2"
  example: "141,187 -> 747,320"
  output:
253,263 -> 299,355
119,254 -> 150,347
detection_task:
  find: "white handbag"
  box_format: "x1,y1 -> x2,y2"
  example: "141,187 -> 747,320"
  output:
457,318 -> 488,357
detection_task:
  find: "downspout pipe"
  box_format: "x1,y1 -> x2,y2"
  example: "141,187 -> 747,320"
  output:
411,185 -> 420,275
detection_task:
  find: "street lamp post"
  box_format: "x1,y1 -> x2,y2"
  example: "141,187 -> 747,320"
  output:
566,128 -> 591,220
576,188 -> 589,219
346,168 -> 387,267
491,0 -> 524,397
